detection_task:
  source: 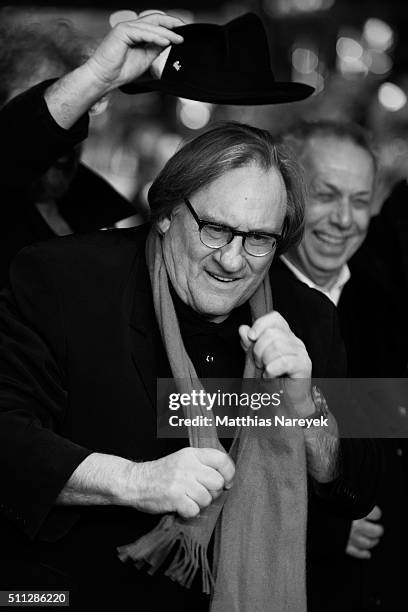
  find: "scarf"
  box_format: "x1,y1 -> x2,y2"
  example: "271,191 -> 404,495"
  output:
117,228 -> 307,611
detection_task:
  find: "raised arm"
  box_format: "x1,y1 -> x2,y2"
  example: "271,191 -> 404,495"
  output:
0,11 -> 184,191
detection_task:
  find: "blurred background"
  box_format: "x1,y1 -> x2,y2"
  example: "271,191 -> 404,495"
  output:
2,0 -> 408,221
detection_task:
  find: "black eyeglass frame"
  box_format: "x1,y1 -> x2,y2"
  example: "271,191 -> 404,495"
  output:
184,197 -> 285,257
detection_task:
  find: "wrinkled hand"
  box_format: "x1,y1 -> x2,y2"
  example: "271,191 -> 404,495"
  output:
130,448 -> 235,519
239,311 -> 313,413
85,10 -> 184,92
346,506 -> 384,559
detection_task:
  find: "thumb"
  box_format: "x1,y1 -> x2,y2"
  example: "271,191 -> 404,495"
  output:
109,10 -> 139,28
366,505 -> 382,521
239,324 -> 252,351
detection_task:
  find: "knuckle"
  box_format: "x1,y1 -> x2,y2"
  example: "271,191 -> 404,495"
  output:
294,337 -> 306,352
178,501 -> 199,519
179,447 -> 193,461
210,489 -> 222,500
213,472 -> 225,489
198,447 -> 214,460
272,311 -> 289,329
219,452 -> 230,468
226,459 -> 236,478
221,455 -> 234,476
265,363 -> 276,377
200,491 -> 212,508
264,311 -> 278,325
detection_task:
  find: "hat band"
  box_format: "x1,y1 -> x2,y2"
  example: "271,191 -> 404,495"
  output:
161,67 -> 276,92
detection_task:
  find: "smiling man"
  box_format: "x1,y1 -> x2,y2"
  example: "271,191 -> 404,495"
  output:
281,121 -> 376,305
157,165 -> 286,319
0,15 -> 381,612
278,121 -> 408,611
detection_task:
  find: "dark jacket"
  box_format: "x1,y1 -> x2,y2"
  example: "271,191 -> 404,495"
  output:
280,179 -> 408,611
336,183 -> 408,612
271,260 -> 384,612
0,229 -> 381,609
0,79 -> 135,288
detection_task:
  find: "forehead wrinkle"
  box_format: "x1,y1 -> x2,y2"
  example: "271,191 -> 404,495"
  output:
196,200 -> 285,233
307,140 -> 374,182
191,165 -> 287,232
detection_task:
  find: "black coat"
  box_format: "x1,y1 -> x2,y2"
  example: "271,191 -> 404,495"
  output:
0,227 -> 381,609
335,183 -> 408,612
0,79 -> 136,289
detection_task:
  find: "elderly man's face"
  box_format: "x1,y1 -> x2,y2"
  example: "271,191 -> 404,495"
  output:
291,136 -> 375,287
158,164 -> 287,322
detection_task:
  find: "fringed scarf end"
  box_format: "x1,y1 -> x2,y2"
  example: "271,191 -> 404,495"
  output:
117,515 -> 214,594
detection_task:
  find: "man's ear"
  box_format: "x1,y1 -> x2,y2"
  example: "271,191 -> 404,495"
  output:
156,215 -> 171,235
157,204 -> 181,235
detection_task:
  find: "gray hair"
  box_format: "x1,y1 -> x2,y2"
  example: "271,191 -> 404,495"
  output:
278,120 -> 377,175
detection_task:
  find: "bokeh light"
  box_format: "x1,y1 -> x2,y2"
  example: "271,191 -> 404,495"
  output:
292,47 -> 319,74
336,37 -> 364,61
177,99 -> 212,130
363,18 -> 394,51
369,50 -> 392,75
378,83 -> 407,112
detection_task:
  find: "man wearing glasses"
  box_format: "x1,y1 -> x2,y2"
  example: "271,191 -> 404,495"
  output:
0,11 -> 380,611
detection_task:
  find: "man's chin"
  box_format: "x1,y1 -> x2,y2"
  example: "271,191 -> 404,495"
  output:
196,299 -> 236,323
309,261 -> 345,285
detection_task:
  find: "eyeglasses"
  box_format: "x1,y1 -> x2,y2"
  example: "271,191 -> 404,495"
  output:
184,198 -> 284,257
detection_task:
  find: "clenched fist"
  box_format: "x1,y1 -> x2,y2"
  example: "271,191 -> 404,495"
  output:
239,311 -> 313,412
346,506 -> 384,560
127,447 -> 235,519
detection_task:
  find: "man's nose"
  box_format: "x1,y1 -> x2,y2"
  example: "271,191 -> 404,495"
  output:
216,237 -> 245,272
331,198 -> 353,228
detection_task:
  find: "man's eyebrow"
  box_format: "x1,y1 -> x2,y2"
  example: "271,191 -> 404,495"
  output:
313,180 -> 341,195
315,180 -> 371,198
197,212 -> 280,234
351,190 -> 371,198
198,211 -> 234,226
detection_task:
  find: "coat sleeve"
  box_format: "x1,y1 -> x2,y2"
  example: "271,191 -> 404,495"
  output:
0,79 -> 89,192
311,302 -> 383,519
0,245 -> 92,539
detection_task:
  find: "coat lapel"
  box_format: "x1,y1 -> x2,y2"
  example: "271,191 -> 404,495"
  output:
124,230 -> 159,408
128,269 -> 158,407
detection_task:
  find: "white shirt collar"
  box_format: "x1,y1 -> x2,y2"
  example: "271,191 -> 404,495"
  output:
280,256 -> 350,306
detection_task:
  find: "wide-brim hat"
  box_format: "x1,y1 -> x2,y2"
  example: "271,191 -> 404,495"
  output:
120,13 -> 314,105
